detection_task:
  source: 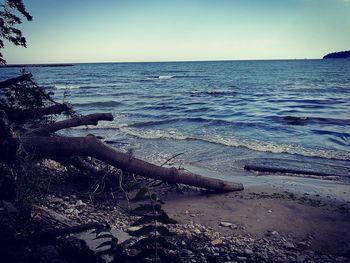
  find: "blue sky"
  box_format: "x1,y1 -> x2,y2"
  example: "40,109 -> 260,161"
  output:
3,0 -> 350,63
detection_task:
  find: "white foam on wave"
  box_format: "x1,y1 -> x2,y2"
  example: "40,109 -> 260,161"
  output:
158,75 -> 174,80
70,122 -> 350,161
203,135 -> 350,161
119,127 -> 350,161
120,127 -> 187,140
55,84 -> 81,90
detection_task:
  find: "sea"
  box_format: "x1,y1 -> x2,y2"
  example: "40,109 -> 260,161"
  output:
1,59 -> 350,180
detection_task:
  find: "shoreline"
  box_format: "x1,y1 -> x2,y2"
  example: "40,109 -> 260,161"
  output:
38,166 -> 350,262
163,181 -> 350,259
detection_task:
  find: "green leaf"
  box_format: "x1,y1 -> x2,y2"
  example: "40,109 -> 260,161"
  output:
155,226 -> 174,236
130,187 -> 149,202
90,224 -> 111,236
132,214 -> 177,226
156,236 -> 174,249
158,211 -> 178,224
132,215 -> 157,226
128,225 -> 155,237
132,204 -> 162,213
96,240 -> 112,249
93,233 -> 114,240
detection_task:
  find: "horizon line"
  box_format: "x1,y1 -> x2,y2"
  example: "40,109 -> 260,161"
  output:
5,57 -> 323,65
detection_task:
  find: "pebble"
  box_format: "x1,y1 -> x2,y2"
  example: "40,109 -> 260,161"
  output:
193,229 -> 201,235
220,222 -> 233,227
40,194 -> 345,263
297,241 -> 307,247
244,248 -> 253,256
76,200 -> 86,207
271,230 -> 279,236
211,239 -> 223,246
236,256 -> 247,263
285,242 -> 295,250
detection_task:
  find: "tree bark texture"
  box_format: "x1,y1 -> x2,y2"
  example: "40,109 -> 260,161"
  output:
29,113 -> 114,135
20,136 -> 244,192
6,104 -> 70,122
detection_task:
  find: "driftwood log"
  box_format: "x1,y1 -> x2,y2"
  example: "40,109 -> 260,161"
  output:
21,135 -> 244,192
6,104 -> 70,122
28,113 -> 114,135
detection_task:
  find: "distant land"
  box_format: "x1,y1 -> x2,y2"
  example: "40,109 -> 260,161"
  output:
1,64 -> 74,68
323,50 -> 350,59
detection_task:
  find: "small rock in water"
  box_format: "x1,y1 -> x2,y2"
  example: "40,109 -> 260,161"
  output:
268,209 -> 273,213
220,222 -> 232,227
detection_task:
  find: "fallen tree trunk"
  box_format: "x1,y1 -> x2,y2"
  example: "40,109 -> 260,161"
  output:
6,104 -> 70,122
0,73 -> 33,89
29,113 -> 114,135
20,135 -> 244,192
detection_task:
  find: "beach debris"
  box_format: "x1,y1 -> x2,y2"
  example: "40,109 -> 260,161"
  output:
268,209 -> 272,213
220,221 -> 233,227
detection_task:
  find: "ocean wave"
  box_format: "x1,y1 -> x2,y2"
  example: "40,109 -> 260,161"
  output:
268,98 -> 345,105
204,136 -> 350,161
190,90 -> 237,97
158,75 -> 174,80
114,126 -> 350,161
70,121 -> 350,160
200,135 -> 350,160
74,100 -> 125,107
280,116 -> 350,126
128,117 -> 208,128
129,119 -> 180,128
54,84 -> 81,90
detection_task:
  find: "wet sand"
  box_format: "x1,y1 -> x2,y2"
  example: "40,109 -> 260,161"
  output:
163,175 -> 350,257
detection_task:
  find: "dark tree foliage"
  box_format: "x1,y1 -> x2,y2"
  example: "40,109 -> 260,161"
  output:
0,0 -> 32,64
323,50 -> 350,59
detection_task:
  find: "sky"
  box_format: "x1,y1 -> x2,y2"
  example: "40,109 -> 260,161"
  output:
3,0 -> 350,63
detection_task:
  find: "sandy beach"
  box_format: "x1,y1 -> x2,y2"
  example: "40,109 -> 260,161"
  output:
164,178 -> 350,256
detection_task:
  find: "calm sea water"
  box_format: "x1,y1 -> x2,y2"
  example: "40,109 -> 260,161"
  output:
1,60 -> 350,178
